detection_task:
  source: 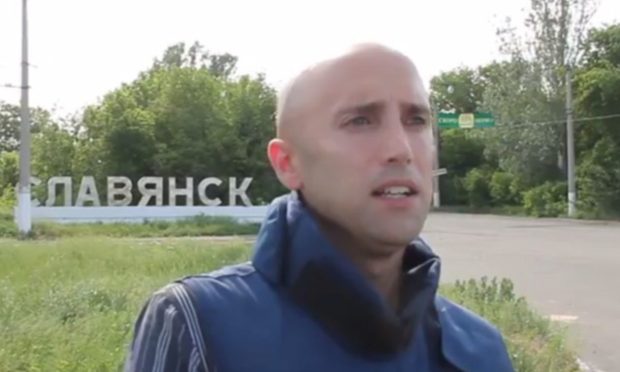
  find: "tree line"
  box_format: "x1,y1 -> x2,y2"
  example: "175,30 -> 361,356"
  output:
1,0 -> 619,218
430,0 -> 619,218
1,42 -> 286,208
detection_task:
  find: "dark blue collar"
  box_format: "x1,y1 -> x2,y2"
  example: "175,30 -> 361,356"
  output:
252,192 -> 442,356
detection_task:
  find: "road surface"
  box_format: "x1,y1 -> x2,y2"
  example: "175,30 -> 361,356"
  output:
422,213 -> 620,372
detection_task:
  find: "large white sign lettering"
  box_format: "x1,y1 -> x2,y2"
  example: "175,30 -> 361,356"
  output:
28,176 -> 254,207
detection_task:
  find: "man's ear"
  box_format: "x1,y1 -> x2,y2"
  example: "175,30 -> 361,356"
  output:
267,138 -> 302,190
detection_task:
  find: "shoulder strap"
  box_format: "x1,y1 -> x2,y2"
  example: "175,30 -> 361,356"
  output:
173,279 -> 217,372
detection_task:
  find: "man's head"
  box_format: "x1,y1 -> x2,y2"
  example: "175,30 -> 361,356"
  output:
268,43 -> 435,255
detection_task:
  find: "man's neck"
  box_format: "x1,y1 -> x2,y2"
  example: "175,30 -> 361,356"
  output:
300,195 -> 407,309
349,249 -> 405,310
316,219 -> 406,310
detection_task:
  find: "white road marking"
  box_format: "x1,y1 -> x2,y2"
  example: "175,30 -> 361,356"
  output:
577,357 -> 606,372
549,314 -> 579,323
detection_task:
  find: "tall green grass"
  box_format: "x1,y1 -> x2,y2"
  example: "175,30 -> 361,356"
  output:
0,237 -> 252,371
0,211 -> 260,239
440,278 -> 579,371
0,238 -> 578,371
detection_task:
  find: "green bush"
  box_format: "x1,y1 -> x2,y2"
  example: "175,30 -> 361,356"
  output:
522,182 -> 567,217
0,151 -> 19,192
439,175 -> 468,205
441,277 -> 579,371
0,207 -> 16,238
509,175 -> 528,203
439,129 -> 486,177
0,176 -> 17,238
463,168 -> 492,208
489,171 -> 527,206
490,172 -> 514,205
576,137 -> 620,216
0,184 -> 16,208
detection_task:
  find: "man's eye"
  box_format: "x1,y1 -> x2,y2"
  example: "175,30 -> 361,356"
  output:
407,116 -> 427,126
350,116 -> 371,126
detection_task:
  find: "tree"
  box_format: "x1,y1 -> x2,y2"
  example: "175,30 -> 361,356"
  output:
480,59 -> 563,186
0,101 -> 54,153
430,68 -> 494,206
576,137 -> 620,215
0,151 -> 18,207
495,0 -> 599,173
430,67 -> 486,113
152,41 -> 238,79
31,122 -> 77,200
0,151 -> 18,192
573,23 -> 620,216
429,58 -> 562,185
437,128 -> 489,206
497,0 -> 598,82
223,74 -> 285,202
76,42 -> 282,205
79,81 -> 158,183
0,103 -> 20,153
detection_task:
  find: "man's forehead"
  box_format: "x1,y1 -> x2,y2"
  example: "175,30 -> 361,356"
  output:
284,44 -> 422,93
276,44 -> 429,133
329,76 -> 430,108
324,59 -> 429,112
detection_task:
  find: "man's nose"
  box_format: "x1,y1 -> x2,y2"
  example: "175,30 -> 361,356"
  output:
381,116 -> 413,165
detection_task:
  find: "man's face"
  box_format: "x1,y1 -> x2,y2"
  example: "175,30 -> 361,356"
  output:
279,49 -> 435,254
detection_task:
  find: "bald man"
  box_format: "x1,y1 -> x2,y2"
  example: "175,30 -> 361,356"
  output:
124,44 -> 514,372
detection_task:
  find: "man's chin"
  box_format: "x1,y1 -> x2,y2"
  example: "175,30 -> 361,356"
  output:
367,228 -> 423,250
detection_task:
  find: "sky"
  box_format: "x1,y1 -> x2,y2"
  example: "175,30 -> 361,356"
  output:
0,0 -> 618,118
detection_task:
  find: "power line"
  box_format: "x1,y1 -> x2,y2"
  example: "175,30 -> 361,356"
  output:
1,83 -> 22,89
437,113 -> 620,131
574,113 -> 620,123
484,113 -> 620,131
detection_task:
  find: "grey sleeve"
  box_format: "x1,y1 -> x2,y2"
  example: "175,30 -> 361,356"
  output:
123,283 -> 209,372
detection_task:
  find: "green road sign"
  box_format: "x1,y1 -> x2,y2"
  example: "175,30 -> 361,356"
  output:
437,112 -> 495,129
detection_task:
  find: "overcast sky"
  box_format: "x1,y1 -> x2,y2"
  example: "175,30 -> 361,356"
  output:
0,0 -> 618,117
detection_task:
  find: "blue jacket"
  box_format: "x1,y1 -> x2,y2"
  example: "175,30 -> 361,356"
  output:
165,192 -> 514,371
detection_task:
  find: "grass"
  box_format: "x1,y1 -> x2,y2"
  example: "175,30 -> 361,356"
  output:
440,278 -> 579,371
0,237 -> 579,371
432,204 -> 620,222
0,208 -> 261,239
432,205 -> 528,217
0,237 -> 252,371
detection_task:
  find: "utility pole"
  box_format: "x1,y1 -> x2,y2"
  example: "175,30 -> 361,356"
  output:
566,68 -> 577,217
432,117 -> 441,208
17,0 -> 32,234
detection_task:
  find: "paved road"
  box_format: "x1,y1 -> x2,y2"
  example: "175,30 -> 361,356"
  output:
421,213 -> 620,372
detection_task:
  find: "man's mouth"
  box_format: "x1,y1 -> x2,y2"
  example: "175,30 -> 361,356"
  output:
371,184 -> 418,199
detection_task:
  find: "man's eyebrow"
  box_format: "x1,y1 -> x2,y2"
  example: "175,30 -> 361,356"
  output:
335,101 -> 386,116
403,102 -> 431,115
334,100 -> 431,118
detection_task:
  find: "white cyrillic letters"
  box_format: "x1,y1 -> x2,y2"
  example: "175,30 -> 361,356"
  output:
169,177 -> 194,206
36,176 -> 255,207
46,177 -> 72,206
229,177 -> 253,206
107,177 -> 132,207
137,177 -> 163,206
76,176 -> 101,206
197,177 -> 222,206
